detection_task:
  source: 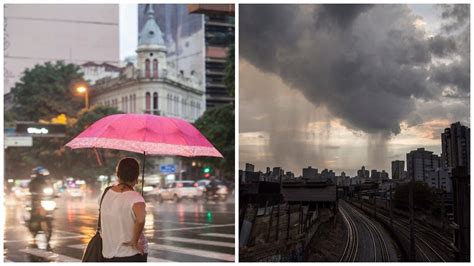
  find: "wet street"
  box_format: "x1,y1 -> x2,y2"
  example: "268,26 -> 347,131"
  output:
4,194 -> 235,262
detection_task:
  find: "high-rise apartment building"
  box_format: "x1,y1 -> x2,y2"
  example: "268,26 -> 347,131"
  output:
441,122 -> 470,172
302,166 -> 318,179
406,148 -> 440,182
391,160 -> 405,180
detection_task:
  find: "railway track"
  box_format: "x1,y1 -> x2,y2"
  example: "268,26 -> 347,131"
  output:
339,201 -> 393,262
347,199 -> 454,262
339,204 -> 358,262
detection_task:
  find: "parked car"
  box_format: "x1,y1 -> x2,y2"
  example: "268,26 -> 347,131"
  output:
156,180 -> 202,203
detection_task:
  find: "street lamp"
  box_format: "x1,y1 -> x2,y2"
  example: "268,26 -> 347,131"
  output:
76,86 -> 89,110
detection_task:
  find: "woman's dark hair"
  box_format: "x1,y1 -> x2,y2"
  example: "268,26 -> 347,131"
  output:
116,157 -> 140,183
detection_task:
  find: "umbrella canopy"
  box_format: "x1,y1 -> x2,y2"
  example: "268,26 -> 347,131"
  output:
65,114 -> 223,158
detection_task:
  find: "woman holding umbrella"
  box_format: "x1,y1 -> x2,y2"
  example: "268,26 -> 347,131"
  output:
100,157 -> 148,262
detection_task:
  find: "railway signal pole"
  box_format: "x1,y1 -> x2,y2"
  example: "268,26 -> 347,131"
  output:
409,177 -> 415,261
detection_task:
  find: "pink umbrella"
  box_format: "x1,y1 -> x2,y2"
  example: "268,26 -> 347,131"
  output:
65,114 -> 223,193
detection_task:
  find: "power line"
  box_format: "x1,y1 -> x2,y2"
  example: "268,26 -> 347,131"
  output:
5,16 -> 118,26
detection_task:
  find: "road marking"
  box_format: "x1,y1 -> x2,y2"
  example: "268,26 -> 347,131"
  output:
148,243 -> 234,261
5,235 -> 88,243
154,219 -> 210,226
200,233 -> 234,239
157,236 -> 235,248
68,244 -> 177,262
148,257 -> 175,262
19,248 -> 81,262
144,223 -> 234,233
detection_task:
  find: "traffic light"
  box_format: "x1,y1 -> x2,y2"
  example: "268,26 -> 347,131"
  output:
203,166 -> 211,173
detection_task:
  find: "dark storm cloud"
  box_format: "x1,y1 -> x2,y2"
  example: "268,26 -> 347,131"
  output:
429,35 -> 457,57
314,4 -> 374,30
440,4 -> 470,32
240,4 -> 470,136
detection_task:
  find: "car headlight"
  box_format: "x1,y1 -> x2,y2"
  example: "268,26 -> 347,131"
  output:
40,200 -> 56,211
43,187 -> 54,195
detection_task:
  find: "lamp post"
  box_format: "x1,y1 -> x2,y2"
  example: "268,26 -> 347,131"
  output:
77,86 -> 89,110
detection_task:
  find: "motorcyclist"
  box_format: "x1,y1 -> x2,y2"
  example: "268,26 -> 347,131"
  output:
29,166 -> 53,201
27,166 -> 54,239
206,177 -> 219,196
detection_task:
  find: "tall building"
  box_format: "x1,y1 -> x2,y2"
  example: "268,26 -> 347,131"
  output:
428,168 -> 452,193
406,148 -> 440,182
4,4 -> 120,94
302,166 -> 318,179
357,166 -> 369,178
441,122 -> 470,172
138,4 -> 234,109
391,160 -> 405,180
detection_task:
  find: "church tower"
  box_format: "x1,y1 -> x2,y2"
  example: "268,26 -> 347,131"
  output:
137,4 -> 167,79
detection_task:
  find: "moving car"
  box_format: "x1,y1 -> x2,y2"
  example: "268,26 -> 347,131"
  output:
155,180 -> 202,203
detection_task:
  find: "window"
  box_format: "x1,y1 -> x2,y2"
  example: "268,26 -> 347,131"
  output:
133,94 -> 136,113
182,99 -> 187,118
145,59 -> 150,78
190,101 -> 195,119
197,102 -> 201,118
167,94 -> 172,114
153,92 -> 158,112
145,92 -> 151,114
153,59 -> 158,79
174,96 -> 179,115
124,96 -> 128,113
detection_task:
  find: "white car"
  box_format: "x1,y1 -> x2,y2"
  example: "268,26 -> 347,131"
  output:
156,181 -> 202,203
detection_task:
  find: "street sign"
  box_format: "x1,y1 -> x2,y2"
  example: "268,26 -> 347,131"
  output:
5,136 -> 33,147
160,164 -> 176,173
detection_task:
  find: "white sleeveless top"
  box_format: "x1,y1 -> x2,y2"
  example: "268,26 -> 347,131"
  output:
100,189 -> 148,258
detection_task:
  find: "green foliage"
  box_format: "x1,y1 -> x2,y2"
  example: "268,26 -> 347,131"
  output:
11,61 -> 85,121
393,181 -> 436,210
225,44 -> 235,97
194,104 -> 235,175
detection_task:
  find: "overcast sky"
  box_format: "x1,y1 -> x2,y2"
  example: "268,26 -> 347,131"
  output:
240,4 -> 470,176
119,4 -> 137,60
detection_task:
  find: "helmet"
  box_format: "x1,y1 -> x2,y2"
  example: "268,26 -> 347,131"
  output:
31,166 -> 50,178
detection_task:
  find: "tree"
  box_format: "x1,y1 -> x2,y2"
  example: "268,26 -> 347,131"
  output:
11,61 -> 85,121
393,181 -> 436,210
194,104 -> 235,176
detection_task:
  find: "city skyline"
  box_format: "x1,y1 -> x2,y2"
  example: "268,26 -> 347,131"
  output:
240,4 -> 470,176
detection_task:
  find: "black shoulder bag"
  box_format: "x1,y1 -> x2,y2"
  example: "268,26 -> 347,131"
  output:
82,186 -> 113,262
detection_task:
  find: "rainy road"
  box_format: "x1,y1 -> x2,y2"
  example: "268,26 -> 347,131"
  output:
4,194 -> 235,262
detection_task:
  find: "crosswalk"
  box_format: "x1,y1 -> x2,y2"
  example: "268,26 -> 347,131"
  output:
5,233 -> 235,262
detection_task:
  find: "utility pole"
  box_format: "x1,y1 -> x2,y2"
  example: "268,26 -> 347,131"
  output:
389,183 -> 393,228
374,188 -> 377,217
409,177 -> 416,261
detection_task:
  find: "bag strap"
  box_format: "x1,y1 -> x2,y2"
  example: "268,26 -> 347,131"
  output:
97,186 -> 113,231
118,183 -> 135,191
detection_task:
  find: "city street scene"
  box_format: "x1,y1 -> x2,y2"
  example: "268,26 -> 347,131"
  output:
4,3 -> 235,262
239,4 -> 470,262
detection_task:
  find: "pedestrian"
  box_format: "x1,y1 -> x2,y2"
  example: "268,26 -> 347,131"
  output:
100,157 -> 148,262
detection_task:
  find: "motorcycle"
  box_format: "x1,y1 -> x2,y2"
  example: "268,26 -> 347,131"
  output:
203,184 -> 228,202
24,186 -> 57,242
